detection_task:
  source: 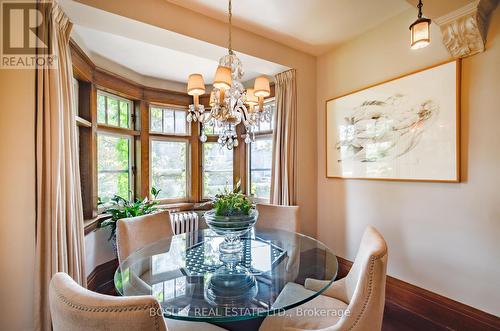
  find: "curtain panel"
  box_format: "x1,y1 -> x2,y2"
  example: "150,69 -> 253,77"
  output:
34,3 -> 86,330
270,69 -> 298,206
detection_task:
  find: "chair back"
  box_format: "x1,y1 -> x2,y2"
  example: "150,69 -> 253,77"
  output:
335,226 -> 388,331
116,210 -> 173,263
256,203 -> 300,232
49,272 -> 166,331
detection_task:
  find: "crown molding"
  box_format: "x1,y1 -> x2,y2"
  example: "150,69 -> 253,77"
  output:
435,0 -> 499,58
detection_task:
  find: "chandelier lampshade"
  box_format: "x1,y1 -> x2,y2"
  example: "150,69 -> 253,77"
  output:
187,74 -> 205,96
245,88 -> 258,106
213,66 -> 232,90
409,0 -> 431,50
254,76 -> 271,97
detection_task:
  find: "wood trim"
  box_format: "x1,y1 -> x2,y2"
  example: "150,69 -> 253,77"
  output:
137,101 -> 150,199
235,123 -> 247,193
96,125 -> 141,137
86,258 -> 119,295
94,67 -> 143,100
70,39 -> 94,82
189,119 -> 201,202
143,87 -> 191,105
325,59 -> 461,183
75,116 -> 91,128
336,257 -> 500,331
83,214 -> 112,235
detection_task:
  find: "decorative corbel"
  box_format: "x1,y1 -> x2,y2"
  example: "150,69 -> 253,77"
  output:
435,0 -> 499,58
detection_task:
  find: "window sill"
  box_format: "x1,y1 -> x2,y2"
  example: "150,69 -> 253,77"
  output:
84,202 -> 213,235
84,214 -> 112,235
157,201 -> 213,212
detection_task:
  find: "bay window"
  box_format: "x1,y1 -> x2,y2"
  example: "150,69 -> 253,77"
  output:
74,61 -> 276,219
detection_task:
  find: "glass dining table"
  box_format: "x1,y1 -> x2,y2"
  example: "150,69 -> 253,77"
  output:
114,227 -> 338,323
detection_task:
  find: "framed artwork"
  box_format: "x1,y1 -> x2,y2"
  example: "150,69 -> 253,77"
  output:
326,60 -> 460,182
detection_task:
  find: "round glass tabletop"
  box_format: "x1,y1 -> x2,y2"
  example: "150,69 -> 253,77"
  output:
114,228 -> 338,322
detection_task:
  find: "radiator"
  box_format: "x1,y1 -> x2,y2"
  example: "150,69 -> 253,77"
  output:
170,211 -> 199,235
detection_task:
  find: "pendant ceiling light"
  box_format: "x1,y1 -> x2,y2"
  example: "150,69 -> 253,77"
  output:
409,0 -> 431,50
186,0 -> 272,149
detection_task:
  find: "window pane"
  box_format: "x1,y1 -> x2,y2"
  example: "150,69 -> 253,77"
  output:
203,143 -> 233,198
250,137 -> 273,200
150,107 -> 163,132
163,109 -> 175,133
97,134 -> 130,202
97,94 -> 106,124
203,123 -> 214,136
107,97 -> 119,126
151,140 -> 188,199
259,119 -> 271,132
254,100 -> 275,133
174,110 -> 187,135
119,101 -> 129,128
203,121 -> 224,136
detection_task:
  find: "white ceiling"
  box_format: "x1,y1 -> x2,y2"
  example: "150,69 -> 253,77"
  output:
60,0 -> 288,84
166,0 -> 412,55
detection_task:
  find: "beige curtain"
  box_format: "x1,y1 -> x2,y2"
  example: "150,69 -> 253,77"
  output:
35,3 -> 86,330
270,69 -> 297,205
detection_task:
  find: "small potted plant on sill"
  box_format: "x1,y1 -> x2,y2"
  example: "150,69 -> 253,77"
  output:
204,188 -> 258,257
99,187 -> 162,254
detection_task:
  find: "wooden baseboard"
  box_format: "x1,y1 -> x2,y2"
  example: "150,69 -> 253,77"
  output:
87,258 -> 118,295
336,256 -> 500,331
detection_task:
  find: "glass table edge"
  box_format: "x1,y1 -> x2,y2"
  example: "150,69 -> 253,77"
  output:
113,229 -> 339,322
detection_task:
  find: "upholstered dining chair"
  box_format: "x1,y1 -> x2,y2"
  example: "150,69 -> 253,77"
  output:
116,210 -> 173,264
259,225 -> 388,331
49,272 -> 225,331
256,203 -> 300,233
256,203 -> 301,284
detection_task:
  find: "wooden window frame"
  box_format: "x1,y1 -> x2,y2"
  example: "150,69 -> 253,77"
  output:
97,90 -> 134,130
246,97 -> 276,203
96,131 -> 135,213
149,136 -> 191,204
201,141 -> 236,200
247,133 -> 274,203
149,103 -> 191,136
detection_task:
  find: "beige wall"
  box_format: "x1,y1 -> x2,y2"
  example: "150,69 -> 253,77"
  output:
76,0 -> 318,237
0,70 -> 36,330
317,8 -> 500,315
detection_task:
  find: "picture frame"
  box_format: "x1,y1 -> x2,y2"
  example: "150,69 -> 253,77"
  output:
325,60 -> 461,182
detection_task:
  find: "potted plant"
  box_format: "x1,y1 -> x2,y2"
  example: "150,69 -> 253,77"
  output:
204,189 -> 258,256
99,187 -> 162,253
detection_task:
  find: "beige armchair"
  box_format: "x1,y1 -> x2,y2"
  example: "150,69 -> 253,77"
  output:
260,225 -> 388,331
116,210 -> 173,263
256,203 -> 300,233
49,272 -> 225,331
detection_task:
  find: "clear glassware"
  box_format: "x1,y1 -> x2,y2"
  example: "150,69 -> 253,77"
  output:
203,209 -> 258,258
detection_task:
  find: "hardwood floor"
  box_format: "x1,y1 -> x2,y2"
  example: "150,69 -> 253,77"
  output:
383,301 -> 450,331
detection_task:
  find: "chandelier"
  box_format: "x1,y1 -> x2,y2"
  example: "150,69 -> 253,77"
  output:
186,0 -> 272,149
